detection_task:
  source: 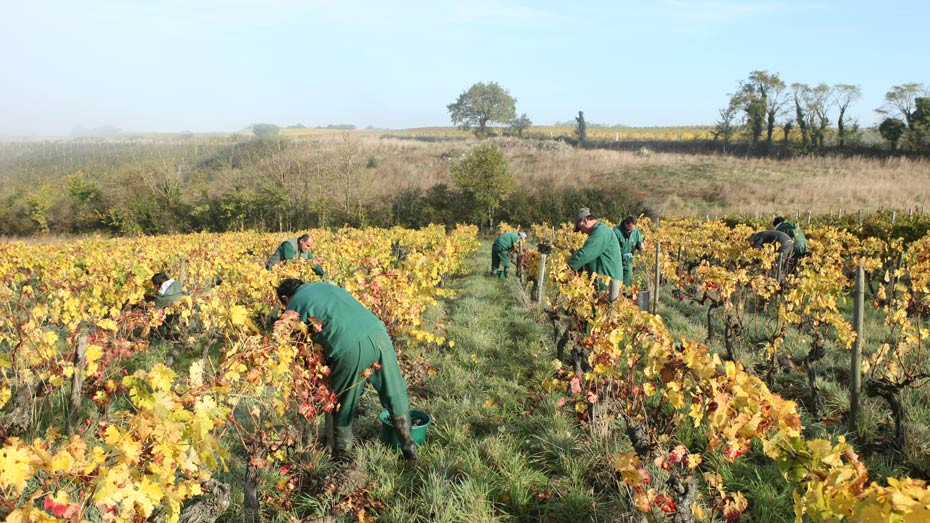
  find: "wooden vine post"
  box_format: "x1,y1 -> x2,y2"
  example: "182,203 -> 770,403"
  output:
849,265 -> 865,431
67,333 -> 89,435
536,250 -> 548,305
652,241 -> 661,315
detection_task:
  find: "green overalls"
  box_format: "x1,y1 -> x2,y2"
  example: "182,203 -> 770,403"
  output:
153,279 -> 185,307
612,226 -> 644,286
491,231 -> 521,278
153,279 -> 188,338
266,238 -> 326,276
285,282 -> 410,429
568,221 -> 623,290
775,221 -> 810,257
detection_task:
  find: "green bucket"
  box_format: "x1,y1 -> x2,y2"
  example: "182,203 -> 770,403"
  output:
379,409 -> 432,448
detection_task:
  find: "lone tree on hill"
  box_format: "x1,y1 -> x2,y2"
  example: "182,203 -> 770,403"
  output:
447,82 -> 517,137
451,142 -> 514,230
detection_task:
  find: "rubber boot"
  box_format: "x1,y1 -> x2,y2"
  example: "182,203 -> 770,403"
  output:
391,413 -> 418,461
332,424 -> 355,463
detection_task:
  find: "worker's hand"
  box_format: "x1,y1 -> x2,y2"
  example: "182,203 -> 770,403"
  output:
307,316 -> 324,334
273,310 -> 301,333
624,253 -> 634,261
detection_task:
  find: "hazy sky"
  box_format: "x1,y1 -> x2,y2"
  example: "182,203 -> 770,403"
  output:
1,0 -> 927,135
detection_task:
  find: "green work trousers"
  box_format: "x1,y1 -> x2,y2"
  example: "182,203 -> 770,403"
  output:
491,245 -> 511,273
328,328 -> 410,429
622,264 -> 633,287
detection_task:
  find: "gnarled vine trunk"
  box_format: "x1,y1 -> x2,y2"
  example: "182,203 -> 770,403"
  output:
865,379 -> 907,449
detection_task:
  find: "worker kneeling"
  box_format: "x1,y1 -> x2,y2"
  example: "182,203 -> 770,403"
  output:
276,279 -> 417,462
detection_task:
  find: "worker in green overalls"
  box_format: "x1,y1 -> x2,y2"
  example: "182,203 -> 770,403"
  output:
151,272 -> 186,307
568,208 -> 623,298
266,233 -> 326,277
613,215 -> 645,287
773,217 -> 810,257
491,230 -> 526,278
148,272 -> 188,339
276,278 -> 417,461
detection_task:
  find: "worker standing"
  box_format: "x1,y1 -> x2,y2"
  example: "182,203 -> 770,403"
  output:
613,215 -> 645,287
568,208 -> 623,298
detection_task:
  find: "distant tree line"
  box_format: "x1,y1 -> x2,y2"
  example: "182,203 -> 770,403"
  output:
716,71 -> 930,154
0,138 -> 644,236
446,78 -> 930,157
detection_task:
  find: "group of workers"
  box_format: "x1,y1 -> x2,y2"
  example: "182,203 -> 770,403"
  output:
147,233 -> 418,463
139,212 -> 810,466
492,208 -> 645,298
492,209 -> 810,294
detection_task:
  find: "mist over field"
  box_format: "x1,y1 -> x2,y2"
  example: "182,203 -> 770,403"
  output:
2,1 -> 928,136
5,4 -> 930,523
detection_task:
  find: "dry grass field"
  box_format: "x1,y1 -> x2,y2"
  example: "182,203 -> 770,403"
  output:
2,128 -> 928,235
280,130 -> 930,216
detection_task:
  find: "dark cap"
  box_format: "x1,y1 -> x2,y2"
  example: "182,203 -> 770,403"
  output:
573,207 -> 592,232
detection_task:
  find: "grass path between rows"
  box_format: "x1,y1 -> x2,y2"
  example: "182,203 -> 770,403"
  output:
351,244 -> 629,522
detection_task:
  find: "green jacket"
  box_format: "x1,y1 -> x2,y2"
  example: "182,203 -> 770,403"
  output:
568,221 -> 623,279
267,238 -> 326,276
153,279 -> 185,307
774,221 -> 809,256
285,282 -> 385,360
613,226 -> 644,256
492,231 -> 521,252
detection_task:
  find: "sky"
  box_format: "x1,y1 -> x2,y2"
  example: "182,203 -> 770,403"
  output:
1,0 -> 928,135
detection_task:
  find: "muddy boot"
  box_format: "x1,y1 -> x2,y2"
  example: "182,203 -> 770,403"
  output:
392,413 -> 418,461
332,424 -> 355,463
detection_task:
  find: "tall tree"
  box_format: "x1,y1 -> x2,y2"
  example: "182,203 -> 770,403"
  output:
447,82 -> 517,137
832,84 -> 862,146
877,83 -> 928,128
746,70 -> 788,145
791,83 -> 811,146
807,83 -> 833,148
911,97 -> 930,150
733,81 -> 765,146
450,142 -> 514,230
575,111 -> 587,146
